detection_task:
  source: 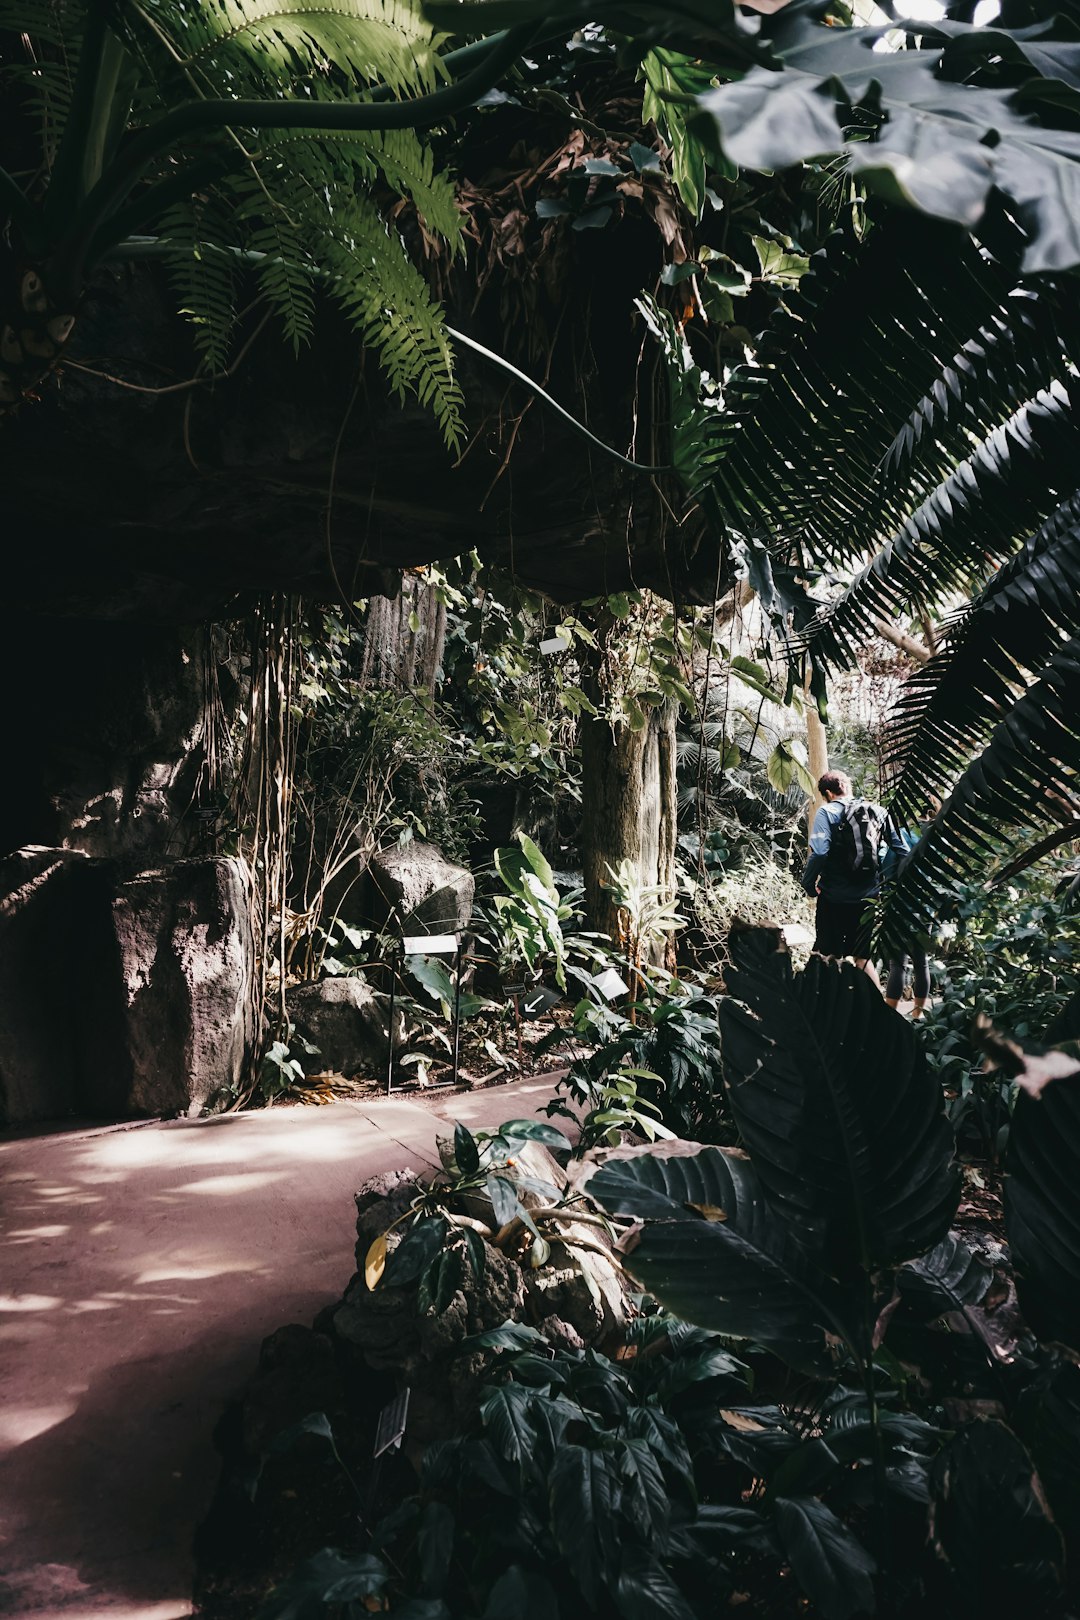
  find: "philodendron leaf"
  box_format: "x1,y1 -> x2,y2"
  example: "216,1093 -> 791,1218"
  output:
896,1230 -> 993,1323
773,1496 -> 877,1620
388,1216 -> 448,1287
928,1419 -> 1064,1618
585,1142 -> 844,1374
1004,1054 -> 1080,1349
256,1549 -> 388,1619
720,942 -> 958,1277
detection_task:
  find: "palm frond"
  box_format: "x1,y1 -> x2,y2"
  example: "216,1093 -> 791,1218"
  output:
884,632 -> 1080,948
883,490 -> 1080,824
809,375 -> 1080,673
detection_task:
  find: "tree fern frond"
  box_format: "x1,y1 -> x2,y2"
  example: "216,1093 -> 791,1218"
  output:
130,0 -> 445,96
322,193 -> 462,446
157,194 -> 239,368
882,490 -> 1080,824
883,631 -> 1080,949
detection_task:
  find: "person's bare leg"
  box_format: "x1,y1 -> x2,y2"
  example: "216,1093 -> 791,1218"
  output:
855,957 -> 882,990
885,997 -> 899,1009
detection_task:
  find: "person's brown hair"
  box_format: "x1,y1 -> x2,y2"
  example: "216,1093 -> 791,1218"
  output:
818,771 -> 852,797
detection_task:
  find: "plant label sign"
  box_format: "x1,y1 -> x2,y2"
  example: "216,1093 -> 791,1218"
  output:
519,986 -> 561,1019
402,933 -> 458,956
538,635 -> 568,655
592,967 -> 629,1001
373,1388 -> 410,1458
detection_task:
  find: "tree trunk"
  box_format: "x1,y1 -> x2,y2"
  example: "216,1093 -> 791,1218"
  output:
580,700 -> 678,972
361,573 -> 446,695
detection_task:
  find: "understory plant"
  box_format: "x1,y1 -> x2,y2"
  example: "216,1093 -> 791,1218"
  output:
581,926 -> 1080,1618
916,865 -> 1080,1158
251,925 -> 1080,1619
548,976 -> 730,1147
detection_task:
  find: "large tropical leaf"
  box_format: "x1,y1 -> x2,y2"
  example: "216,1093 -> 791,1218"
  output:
690,0 -> 1080,275
928,1420 -> 1064,1619
585,1141 -> 846,1373
1004,1060 -> 1080,1351
718,946 -> 958,1278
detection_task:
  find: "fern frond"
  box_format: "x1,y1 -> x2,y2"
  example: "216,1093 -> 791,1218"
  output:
157,195 -> 239,369
130,0 -> 445,96
808,375 -> 1080,673
323,193 -> 463,446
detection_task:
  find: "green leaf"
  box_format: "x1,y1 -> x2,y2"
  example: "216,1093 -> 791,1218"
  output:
406,953 -> 455,1016
929,1420 -> 1064,1618
720,946 -> 959,1279
486,1173 -> 522,1228
482,1565 -> 560,1620
586,1144 -> 842,1374
496,1118 -> 572,1152
549,1445 -> 622,1608
1005,1060 -> 1080,1349
256,1549 -> 388,1619
773,1496 -> 876,1620
454,1122 -> 480,1176
389,1217 -> 448,1288
416,1501 -> 455,1597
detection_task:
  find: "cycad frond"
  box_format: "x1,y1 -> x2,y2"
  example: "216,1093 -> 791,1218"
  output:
883,490 -> 1080,824
884,632 -> 1080,948
809,376 -> 1080,672
157,195 -> 240,369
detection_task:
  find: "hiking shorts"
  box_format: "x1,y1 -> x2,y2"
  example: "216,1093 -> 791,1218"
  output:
814,895 -> 874,960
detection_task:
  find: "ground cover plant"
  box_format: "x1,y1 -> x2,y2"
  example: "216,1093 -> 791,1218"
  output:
209,925 -> 1080,1620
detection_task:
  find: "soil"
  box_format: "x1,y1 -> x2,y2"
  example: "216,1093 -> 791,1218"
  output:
280,1004 -> 587,1107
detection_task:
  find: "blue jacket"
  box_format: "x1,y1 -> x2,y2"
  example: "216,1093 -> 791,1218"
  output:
801,797 -> 908,904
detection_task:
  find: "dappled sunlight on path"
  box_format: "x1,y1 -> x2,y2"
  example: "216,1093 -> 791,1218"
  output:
0,1080 -> 558,1616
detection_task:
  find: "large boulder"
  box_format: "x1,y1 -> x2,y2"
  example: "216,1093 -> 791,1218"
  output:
368,840 -> 474,937
285,976 -> 402,1077
112,856 -> 257,1116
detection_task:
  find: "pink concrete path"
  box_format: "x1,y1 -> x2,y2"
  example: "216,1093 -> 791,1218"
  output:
0,1077 -> 565,1619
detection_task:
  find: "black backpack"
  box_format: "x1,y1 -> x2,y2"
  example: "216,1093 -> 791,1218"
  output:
831,798 -> 886,879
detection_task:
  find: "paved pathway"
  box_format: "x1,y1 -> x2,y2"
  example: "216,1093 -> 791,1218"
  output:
0,1077 -> 565,1619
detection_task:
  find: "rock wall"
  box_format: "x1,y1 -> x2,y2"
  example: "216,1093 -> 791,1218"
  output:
0,849 -> 257,1126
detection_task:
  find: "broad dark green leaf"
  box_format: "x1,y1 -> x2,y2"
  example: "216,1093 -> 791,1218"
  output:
482,1564 -> 560,1620
497,1118 -> 573,1152
417,1501 -> 455,1597
612,1545 -> 697,1620
390,1216 -> 449,1287
720,947 -> 958,1278
454,1121 -> 480,1175
587,1143 -> 843,1373
929,1419 -> 1064,1618
549,1444 -> 623,1608
773,1495 -> 877,1620
255,1549 -> 388,1619
487,1173 -> 523,1228
417,1245 -> 462,1315
1005,1065 -> 1080,1350
896,1231 -> 993,1323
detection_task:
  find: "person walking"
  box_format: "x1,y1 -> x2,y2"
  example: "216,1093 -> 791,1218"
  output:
802,771 -> 906,986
